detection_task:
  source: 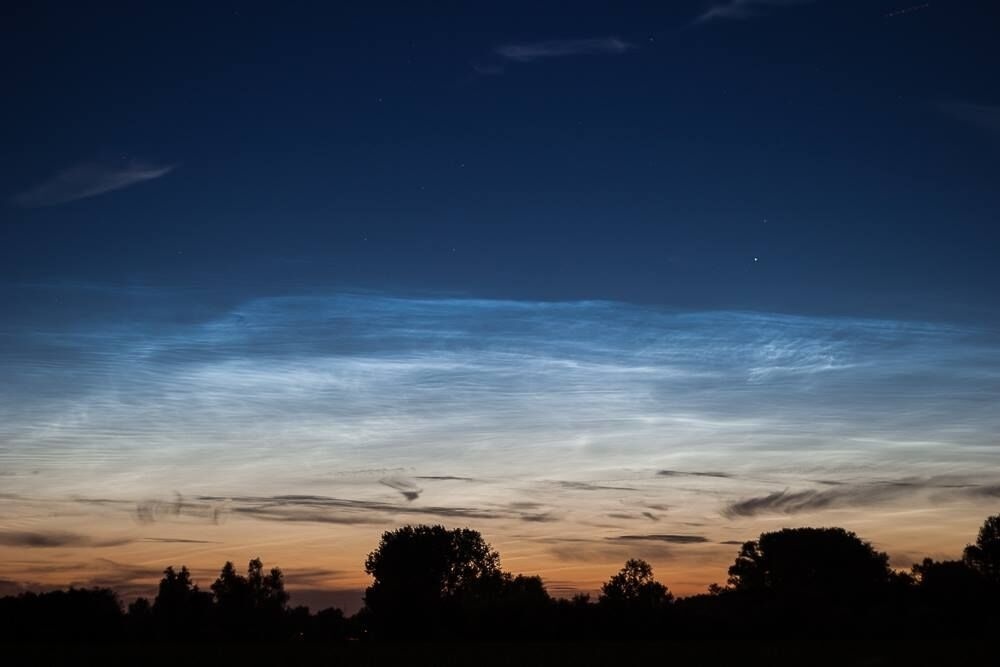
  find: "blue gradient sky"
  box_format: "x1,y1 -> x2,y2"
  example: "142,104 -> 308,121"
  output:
1,1 -> 999,608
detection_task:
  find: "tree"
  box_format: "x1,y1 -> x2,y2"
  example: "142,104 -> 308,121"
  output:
126,596 -> 154,639
599,559 -> 672,609
153,566 -> 213,638
470,574 -> 554,639
0,588 -> 123,642
212,558 -> 289,611
154,566 -> 201,612
363,525 -> 504,637
962,514 -> 1000,583
210,558 -> 289,639
912,558 -> 987,602
726,527 -> 892,597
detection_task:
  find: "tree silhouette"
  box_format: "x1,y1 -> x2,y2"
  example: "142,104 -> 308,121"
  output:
912,558 -> 987,601
595,559 -> 672,638
210,558 -> 289,639
212,558 -> 289,611
962,514 -> 1000,583
726,527 -> 892,597
363,525 -> 505,637
6,516 -> 1000,644
153,565 -> 213,638
0,588 -> 123,641
126,596 -> 154,639
599,559 -> 672,609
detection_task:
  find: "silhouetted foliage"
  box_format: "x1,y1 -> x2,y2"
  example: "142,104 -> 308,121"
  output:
727,527 -> 892,596
963,514 -> 1000,583
0,588 -> 122,641
153,565 -> 214,639
363,524 -> 507,638
599,558 -> 672,609
676,526 -> 916,638
126,596 -> 154,640
3,516 -> 1000,645
210,557 -> 290,640
596,558 -> 673,637
458,573 -> 555,640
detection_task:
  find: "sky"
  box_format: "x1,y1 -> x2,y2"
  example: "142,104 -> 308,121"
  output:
1,0 -> 999,611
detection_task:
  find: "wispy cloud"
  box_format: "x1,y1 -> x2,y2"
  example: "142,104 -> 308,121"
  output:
609,534 -> 710,544
11,160 -> 174,208
110,492 -> 558,526
545,537 -> 675,563
659,470 -> 734,479
0,531 -> 130,548
139,537 -> 217,544
554,481 -> 639,492
379,477 -> 422,501
495,37 -> 633,63
695,0 -> 813,24
939,102 -> 1000,138
722,477 -> 989,518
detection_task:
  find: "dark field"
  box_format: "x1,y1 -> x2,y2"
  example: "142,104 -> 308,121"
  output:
4,642 -> 992,667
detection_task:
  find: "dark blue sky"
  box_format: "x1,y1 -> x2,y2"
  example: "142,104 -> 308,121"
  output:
2,1 -> 998,321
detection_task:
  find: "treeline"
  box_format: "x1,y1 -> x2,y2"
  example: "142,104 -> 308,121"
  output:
1,515 -> 998,642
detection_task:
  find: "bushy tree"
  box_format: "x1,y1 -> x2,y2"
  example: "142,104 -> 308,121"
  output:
153,566 -> 213,638
962,514 -> 1000,583
363,525 -> 505,637
912,558 -> 988,602
210,558 -> 289,639
0,588 -> 123,641
726,527 -> 892,597
599,559 -> 672,609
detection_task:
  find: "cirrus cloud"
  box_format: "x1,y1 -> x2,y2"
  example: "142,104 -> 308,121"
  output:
495,37 -> 633,63
12,160 -> 174,208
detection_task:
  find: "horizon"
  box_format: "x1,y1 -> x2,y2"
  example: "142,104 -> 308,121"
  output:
2,1 -> 999,617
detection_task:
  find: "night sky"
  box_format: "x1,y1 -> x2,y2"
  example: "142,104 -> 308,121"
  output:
2,1 -> 999,610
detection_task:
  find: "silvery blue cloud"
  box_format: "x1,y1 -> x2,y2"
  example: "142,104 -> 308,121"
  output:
2,291 -> 998,504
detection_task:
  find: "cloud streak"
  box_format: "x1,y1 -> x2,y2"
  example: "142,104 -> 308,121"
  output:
11,160 -> 174,207
695,0 -> 813,24
722,477 -> 992,518
0,531 -> 130,548
379,477 -> 422,501
495,38 -> 633,63
609,534 -> 710,544
939,102 -> 1000,138
659,470 -> 734,479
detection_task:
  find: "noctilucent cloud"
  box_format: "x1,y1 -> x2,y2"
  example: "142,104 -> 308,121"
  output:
1,1 -> 998,609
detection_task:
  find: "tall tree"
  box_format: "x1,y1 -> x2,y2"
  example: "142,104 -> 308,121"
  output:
962,514 -> 1000,583
153,566 -> 212,638
363,525 -> 505,637
210,558 -> 289,639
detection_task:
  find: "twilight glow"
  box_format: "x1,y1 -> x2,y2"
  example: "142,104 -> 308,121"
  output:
2,290 -> 998,607
2,1 -> 999,614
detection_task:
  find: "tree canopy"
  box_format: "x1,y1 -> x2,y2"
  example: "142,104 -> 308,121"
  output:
726,527 -> 892,597
599,559 -> 672,609
2,517 -> 1000,644
363,525 -> 506,637
962,514 -> 1000,582
210,558 -> 289,639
